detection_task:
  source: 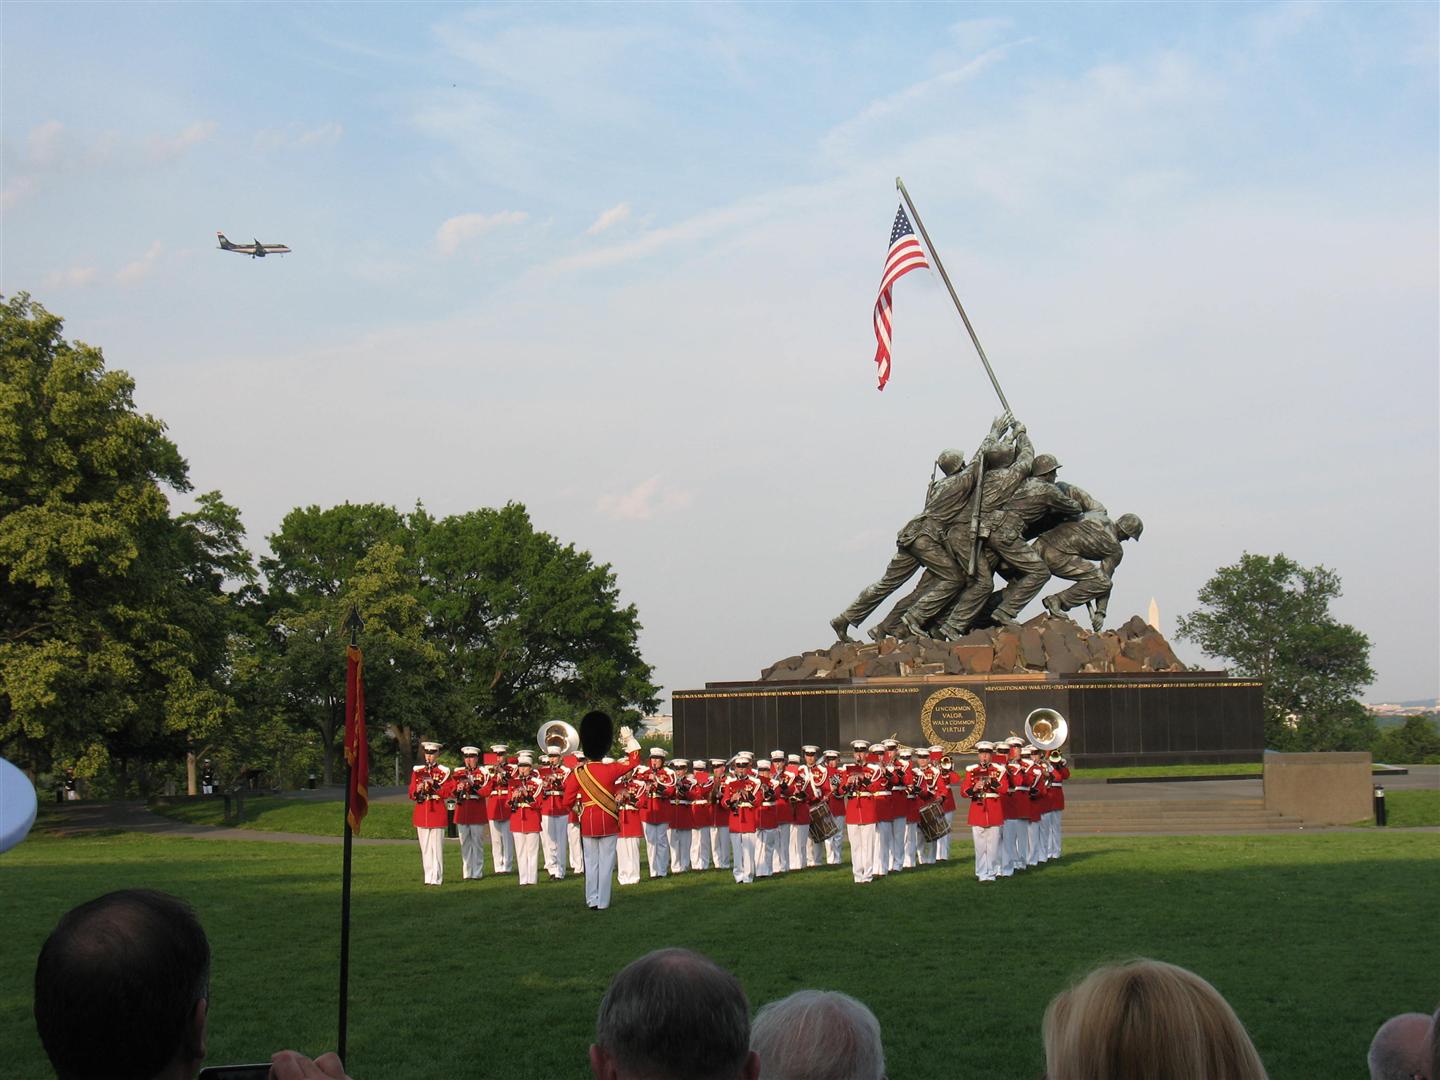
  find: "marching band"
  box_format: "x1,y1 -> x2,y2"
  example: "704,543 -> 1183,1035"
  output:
411,725 -> 1072,890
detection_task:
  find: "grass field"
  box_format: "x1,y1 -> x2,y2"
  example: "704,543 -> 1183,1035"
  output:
4,827 -> 1437,1080
1070,762 -> 1262,779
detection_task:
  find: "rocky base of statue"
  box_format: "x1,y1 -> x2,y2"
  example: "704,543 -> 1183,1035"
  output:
761,614 -> 1185,681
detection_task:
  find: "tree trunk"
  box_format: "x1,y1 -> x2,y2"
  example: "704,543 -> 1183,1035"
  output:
388,722 -> 416,775
186,751 -> 198,796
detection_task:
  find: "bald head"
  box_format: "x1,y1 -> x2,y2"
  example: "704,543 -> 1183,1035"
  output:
1368,1013 -> 1431,1080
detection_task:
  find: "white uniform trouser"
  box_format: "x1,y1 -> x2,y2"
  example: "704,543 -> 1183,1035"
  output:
458,823 -> 487,879
919,832 -> 936,865
643,822 -> 669,877
972,825 -> 1001,881
568,821 -> 584,873
827,816 -> 845,865
583,835 -> 618,909
541,814 -> 568,878
514,831 -> 540,885
937,811 -> 953,860
772,824 -> 789,872
200,784 -> 213,796
488,819 -> 514,873
888,817 -> 905,871
730,832 -> 756,883
616,837 -> 641,884
1047,810 -> 1063,858
756,828 -> 776,877
417,827 -> 444,885
1000,818 -> 1022,875
788,822 -> 807,870
848,822 -> 874,883
1025,818 -> 1040,866
873,818 -> 891,878
670,828 -> 692,873
901,819 -> 918,869
691,823 -> 712,870
711,825 -> 730,867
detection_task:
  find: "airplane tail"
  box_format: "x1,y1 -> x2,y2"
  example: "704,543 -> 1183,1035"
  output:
216,232 -> 232,249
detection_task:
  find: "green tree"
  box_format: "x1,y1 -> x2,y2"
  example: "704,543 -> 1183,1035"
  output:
0,294 -> 252,791
418,503 -> 660,747
1176,553 -> 1375,750
1373,715 -> 1440,764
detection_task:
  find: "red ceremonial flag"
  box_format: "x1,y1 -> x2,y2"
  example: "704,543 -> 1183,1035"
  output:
872,204 -> 930,391
344,645 -> 369,834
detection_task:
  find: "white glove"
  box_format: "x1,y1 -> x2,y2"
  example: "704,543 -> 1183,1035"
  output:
619,725 -> 640,753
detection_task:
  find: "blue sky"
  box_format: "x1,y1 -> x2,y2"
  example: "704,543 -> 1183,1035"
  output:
4,2 -> 1437,703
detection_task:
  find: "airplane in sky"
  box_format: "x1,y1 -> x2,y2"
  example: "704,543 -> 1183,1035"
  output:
216,232 -> 291,258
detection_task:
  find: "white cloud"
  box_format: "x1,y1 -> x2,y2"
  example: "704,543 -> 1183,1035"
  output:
586,202 -> 631,236
435,210 -> 527,255
147,121 -> 218,162
2,176 -> 37,210
596,476 -> 695,521
41,265 -> 99,288
115,241 -> 164,285
254,122 -> 344,153
26,120 -> 66,165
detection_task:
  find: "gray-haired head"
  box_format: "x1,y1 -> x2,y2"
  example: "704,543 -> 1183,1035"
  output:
1367,1013 -> 1431,1080
750,989 -> 885,1080
594,948 -> 756,1080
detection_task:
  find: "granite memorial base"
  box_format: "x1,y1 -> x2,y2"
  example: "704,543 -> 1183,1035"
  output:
673,671 -> 1264,768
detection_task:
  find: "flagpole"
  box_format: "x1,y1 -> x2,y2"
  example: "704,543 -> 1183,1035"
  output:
337,607 -> 363,1065
895,177 -> 1012,416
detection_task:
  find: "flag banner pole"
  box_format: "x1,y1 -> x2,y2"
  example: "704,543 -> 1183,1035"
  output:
895,177 -> 1013,416
337,607 -> 366,1066
338,770 -> 354,1063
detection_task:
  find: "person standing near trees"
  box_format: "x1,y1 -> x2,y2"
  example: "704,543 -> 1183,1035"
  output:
408,740 -> 449,886
562,712 -> 642,911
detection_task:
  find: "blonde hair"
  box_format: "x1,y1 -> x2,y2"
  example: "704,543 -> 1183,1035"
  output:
1042,959 -> 1267,1080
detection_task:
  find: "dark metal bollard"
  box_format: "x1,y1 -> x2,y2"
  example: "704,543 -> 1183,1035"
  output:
308,771 -> 317,790
223,793 -> 233,822
446,802 -> 459,839
1373,785 -> 1387,826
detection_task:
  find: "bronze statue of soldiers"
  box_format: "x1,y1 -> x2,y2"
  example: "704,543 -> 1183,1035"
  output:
1035,513 -> 1144,631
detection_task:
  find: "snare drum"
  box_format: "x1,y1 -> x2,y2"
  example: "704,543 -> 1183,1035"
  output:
808,802 -> 839,843
919,801 -> 950,843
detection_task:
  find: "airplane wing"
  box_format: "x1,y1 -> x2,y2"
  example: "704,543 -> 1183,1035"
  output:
221,246 -> 260,255
261,244 -> 292,254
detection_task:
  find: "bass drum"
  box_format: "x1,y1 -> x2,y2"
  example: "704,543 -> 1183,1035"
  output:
808,802 -> 839,843
919,801 -> 951,843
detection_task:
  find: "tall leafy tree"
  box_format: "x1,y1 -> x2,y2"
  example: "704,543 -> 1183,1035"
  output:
0,294 -> 252,790
1176,553 -> 1375,750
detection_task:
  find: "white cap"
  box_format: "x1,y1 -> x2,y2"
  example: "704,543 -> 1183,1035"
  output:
735,754 -> 753,765
461,746 -> 481,756
787,754 -> 801,764
649,747 -> 666,758
850,739 -> 869,750
490,744 -> 508,753
547,746 -> 563,756
602,757 -> 614,764
1006,736 -> 1024,747
575,752 -> 587,760
801,745 -> 819,754
516,752 -> 534,765
898,749 -> 913,759
770,750 -> 786,760
757,760 -> 772,770
929,746 -> 944,755
976,741 -> 995,752
673,758 -> 690,768
823,750 -> 839,758
916,749 -> 931,758
1022,744 -> 1038,756
421,741 -> 441,752
868,743 -> 885,753
883,739 -> 898,748
710,758 -> 727,767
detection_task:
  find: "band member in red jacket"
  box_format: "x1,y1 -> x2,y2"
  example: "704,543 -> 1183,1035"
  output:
539,747 -> 573,881
840,741 -> 879,884
1022,744 -> 1046,867
688,761 -> 715,870
910,748 -> 940,866
508,753 -> 545,886
1043,749 -> 1071,860
443,746 -> 491,880
560,711 -> 642,911
484,743 -> 515,874
615,765 -> 646,885
823,749 -> 846,866
637,748 -> 673,879
708,758 -> 731,869
720,755 -> 761,883
895,748 -> 921,870
408,740 -> 450,886
1000,736 -> 1027,877
934,746 -> 959,862
961,740 -> 1009,882
668,759 -> 694,875
879,739 -> 904,873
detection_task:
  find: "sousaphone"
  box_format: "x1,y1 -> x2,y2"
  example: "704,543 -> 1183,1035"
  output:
537,720 -> 581,757
1023,708 -> 1069,752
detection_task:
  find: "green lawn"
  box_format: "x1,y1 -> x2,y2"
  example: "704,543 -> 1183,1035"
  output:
1382,788 -> 1440,828
1071,762 -> 1262,780
151,796 -> 418,839
3,829 -> 1436,1080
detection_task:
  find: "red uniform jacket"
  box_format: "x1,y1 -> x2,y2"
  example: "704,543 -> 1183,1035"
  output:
826,764 -> 846,818
671,774 -> 695,831
756,776 -> 780,831
484,755 -> 513,823
562,751 -> 642,838
443,766 -> 492,825
1001,759 -> 1027,821
1048,762 -> 1070,811
409,764 -> 451,828
721,774 -> 761,833
539,764 -> 572,818
617,775 -> 645,839
508,772 -> 544,833
939,766 -> 959,813
961,761 -> 1009,828
639,766 -> 675,827
689,771 -> 714,829
1024,762 -> 1047,822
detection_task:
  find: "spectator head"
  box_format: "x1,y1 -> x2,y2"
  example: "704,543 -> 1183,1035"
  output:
590,948 -> 758,1080
1042,958 -> 1267,1080
35,889 -> 211,1080
750,989 -> 885,1080
1367,1012 -> 1432,1080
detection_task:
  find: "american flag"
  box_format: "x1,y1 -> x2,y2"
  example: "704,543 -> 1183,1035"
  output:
872,204 -> 930,390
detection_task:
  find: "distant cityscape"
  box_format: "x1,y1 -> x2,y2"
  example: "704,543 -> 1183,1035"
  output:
1365,699 -> 1440,718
